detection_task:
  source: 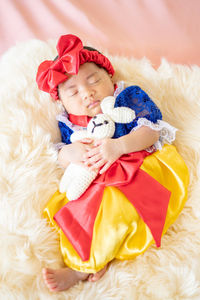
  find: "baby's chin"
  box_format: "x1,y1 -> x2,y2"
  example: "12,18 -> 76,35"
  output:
87,106 -> 102,117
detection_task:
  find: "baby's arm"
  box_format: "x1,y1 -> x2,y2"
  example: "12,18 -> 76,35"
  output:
58,139 -> 93,168
84,126 -> 159,174
117,125 -> 159,154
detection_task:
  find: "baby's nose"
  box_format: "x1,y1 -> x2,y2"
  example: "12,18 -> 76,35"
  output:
81,87 -> 95,101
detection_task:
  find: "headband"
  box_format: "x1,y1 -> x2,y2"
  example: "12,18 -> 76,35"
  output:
36,34 -> 115,100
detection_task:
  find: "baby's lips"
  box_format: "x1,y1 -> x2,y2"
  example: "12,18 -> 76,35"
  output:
87,100 -> 100,108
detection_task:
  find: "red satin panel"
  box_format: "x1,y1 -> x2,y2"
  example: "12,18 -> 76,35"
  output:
54,150 -> 171,261
54,182 -> 105,261
118,168 -> 171,248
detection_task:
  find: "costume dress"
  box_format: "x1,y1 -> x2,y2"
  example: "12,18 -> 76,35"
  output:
44,83 -> 189,273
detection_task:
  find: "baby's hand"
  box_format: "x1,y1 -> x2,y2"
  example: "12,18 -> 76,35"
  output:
58,138 -> 93,168
84,138 -> 123,174
72,139 -> 93,164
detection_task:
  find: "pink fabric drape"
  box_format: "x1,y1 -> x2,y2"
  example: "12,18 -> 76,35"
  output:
1,0 -> 200,67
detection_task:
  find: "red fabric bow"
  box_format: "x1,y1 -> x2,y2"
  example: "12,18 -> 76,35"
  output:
54,151 -> 171,261
36,34 -> 115,100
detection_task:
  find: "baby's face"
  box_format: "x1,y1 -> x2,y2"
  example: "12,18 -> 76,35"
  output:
58,62 -> 115,117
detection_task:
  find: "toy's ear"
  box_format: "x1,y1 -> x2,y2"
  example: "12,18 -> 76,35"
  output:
70,129 -> 88,143
100,96 -> 135,124
110,107 -> 136,123
100,96 -> 115,114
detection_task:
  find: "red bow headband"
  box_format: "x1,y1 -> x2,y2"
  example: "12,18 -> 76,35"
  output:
36,34 -> 115,100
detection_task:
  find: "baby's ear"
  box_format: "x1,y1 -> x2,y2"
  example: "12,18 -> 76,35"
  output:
70,130 -> 88,143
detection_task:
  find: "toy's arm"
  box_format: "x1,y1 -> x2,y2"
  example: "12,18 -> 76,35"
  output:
59,162 -> 98,200
58,132 -> 95,200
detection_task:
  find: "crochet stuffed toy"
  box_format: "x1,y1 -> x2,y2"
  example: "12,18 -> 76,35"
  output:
59,96 -> 136,200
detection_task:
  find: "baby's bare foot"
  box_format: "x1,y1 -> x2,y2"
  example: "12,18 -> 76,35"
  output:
42,267 -> 89,292
88,264 -> 107,282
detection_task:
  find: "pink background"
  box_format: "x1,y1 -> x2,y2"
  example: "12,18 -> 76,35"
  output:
0,0 -> 200,68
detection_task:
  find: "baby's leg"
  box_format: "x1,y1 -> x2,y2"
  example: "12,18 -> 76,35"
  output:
42,264 -> 108,291
87,264 -> 108,282
42,267 -> 89,292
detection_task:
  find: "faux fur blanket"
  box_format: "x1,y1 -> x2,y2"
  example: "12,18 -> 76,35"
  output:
0,39 -> 200,300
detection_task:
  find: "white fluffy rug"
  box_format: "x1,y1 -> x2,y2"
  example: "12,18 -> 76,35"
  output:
0,39 -> 200,300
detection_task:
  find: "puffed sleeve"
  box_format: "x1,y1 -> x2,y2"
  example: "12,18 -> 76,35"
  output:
113,86 -> 162,138
113,86 -> 177,150
58,121 -> 73,145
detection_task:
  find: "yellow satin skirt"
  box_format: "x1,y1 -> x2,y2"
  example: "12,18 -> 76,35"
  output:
44,145 -> 189,273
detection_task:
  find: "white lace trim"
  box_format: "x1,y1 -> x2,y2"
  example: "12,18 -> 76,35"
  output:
56,112 -> 85,131
53,142 -> 66,152
114,81 -> 125,98
132,118 -> 177,152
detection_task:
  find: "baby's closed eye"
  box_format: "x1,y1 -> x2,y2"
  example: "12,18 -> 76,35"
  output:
69,89 -> 78,96
87,74 -> 101,85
